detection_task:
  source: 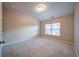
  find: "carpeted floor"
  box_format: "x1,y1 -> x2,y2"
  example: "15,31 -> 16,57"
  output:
2,36 -> 76,57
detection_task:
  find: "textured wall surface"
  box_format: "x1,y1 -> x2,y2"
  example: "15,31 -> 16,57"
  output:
40,15 -> 74,43
74,3 -> 79,56
0,2 -> 2,42
0,2 -> 2,57
3,7 -> 40,44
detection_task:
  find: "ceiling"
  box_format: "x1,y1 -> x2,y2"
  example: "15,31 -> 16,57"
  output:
4,2 -> 76,21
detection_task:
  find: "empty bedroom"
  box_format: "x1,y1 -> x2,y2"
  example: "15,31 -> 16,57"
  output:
0,2 -> 79,57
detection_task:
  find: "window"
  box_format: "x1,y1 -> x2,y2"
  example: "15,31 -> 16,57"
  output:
52,23 -> 60,36
45,24 -> 52,35
45,23 -> 60,36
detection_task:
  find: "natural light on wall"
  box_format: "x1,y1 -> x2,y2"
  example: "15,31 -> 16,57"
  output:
35,4 -> 46,12
45,23 -> 60,36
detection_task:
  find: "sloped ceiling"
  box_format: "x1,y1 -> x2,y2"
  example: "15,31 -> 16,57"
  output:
4,2 -> 75,21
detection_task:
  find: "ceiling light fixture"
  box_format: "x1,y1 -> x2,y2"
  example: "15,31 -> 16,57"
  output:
35,4 -> 46,12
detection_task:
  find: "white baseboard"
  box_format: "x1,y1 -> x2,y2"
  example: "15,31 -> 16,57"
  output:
40,35 -> 73,45
3,37 -> 33,46
74,46 -> 79,57
54,39 -> 73,45
0,44 -> 3,57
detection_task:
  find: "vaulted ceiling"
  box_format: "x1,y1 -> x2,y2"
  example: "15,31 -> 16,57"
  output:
4,2 -> 75,21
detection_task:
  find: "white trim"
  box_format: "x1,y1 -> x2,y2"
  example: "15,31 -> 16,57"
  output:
3,37 -> 33,46
53,39 -> 73,45
72,44 -> 78,57
40,35 -> 73,45
74,46 -> 79,57
56,39 -> 78,56
0,44 -> 3,57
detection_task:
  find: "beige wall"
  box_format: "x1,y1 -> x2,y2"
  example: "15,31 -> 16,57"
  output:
3,7 -> 40,43
74,3 -> 79,56
40,15 -> 74,43
0,2 -> 2,57
0,2 -> 2,42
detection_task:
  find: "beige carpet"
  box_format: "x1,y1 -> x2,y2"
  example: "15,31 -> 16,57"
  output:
2,36 -> 76,57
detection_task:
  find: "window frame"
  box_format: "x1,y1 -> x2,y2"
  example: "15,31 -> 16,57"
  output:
45,24 -> 52,35
45,23 -> 60,36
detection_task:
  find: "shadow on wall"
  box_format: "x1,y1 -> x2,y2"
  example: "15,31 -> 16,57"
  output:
3,25 -> 39,44
3,7 -> 40,44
